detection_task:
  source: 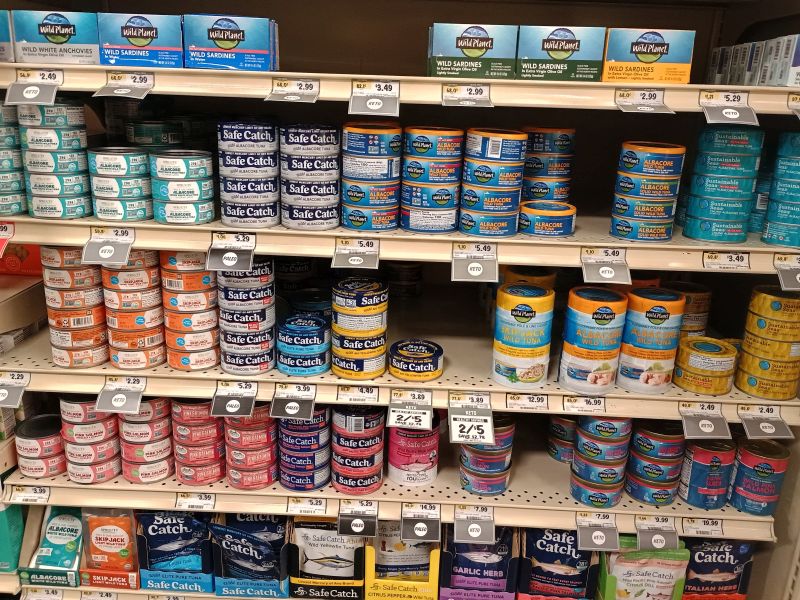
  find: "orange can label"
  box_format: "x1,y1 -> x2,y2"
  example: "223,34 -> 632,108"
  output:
165,328 -> 219,352
163,309 -> 218,333
47,304 -> 106,329
162,289 -> 218,312
51,345 -> 109,368
43,267 -> 102,289
124,249 -> 159,269
40,246 -> 83,268
167,347 -> 220,371
44,286 -> 104,309
160,269 -> 216,292
103,286 -> 162,310
160,251 -> 208,271
50,324 -> 108,349
102,266 -> 160,291
108,326 -> 165,350
110,345 -> 167,370
105,306 -> 164,330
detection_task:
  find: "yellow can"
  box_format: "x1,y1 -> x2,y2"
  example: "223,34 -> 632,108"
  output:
676,337 -> 737,376
734,368 -> 798,400
749,286 -> 800,321
745,310 -> 800,341
674,364 -> 733,396
742,329 -> 800,360
738,350 -> 800,382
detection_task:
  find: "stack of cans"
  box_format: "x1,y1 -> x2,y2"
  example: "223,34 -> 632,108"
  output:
15,414 -> 67,479
547,415 -> 576,463
459,414 -> 514,496
0,102 -> 25,217
88,147 -> 152,222
20,99 -> 90,220
160,251 -> 220,372
664,281 -> 712,338
219,120 -> 280,228
277,314 -> 330,376
219,257 -> 276,376
103,97 -> 144,143
279,407 -> 332,491
522,127 -> 574,202
60,396 -> 121,484
763,132 -> 800,248
119,397 -> 174,484
125,119 -> 183,152
570,416 -> 631,509
150,149 -> 215,225
388,414 -> 440,486
625,421 -> 685,507
750,168 -> 773,233
280,124 -> 340,230
172,399 -> 225,485
225,405 -> 279,490
331,406 -> 385,495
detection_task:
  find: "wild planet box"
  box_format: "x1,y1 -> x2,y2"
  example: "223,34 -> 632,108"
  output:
98,13 -> 183,68
516,26 -> 606,81
428,23 -> 519,79
12,10 -> 99,64
602,28 -> 696,83
0,11 -> 13,62
183,14 -> 279,71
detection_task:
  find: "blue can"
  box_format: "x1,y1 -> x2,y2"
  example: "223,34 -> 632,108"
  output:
400,182 -> 459,209
342,123 -> 402,156
403,126 -> 464,158
0,126 -> 19,149
461,184 -> 520,212
578,416 -> 632,439
221,200 -> 280,228
219,150 -> 279,178
615,173 -> 680,199
762,221 -> 800,248
727,440 -> 789,517
152,178 -> 214,202
778,132 -> 800,158
402,156 -> 461,184
518,200 -> 576,236
279,465 -> 331,491
547,437 -> 574,463
694,152 -> 760,177
0,192 -> 26,216
342,179 -> 400,207
682,216 -> 748,243
524,127 -> 575,154
277,315 -> 329,354
612,195 -> 677,220
342,153 -> 401,182
699,127 -> 765,155
610,216 -> 673,241
624,473 -> 678,505
675,202 -> 687,227
279,153 -> 339,181
220,328 -> 276,354
218,121 -> 279,153
277,350 -> 330,376
463,158 -> 524,188
618,142 -> 685,176
575,429 -> 630,462
465,128 -> 527,162
679,440 -> 736,510
223,176 -> 280,202
280,445 -> 331,472
524,153 -> 573,178
522,177 -> 571,201
400,205 -> 458,233
218,284 -> 275,311
341,203 -> 399,231
571,452 -> 626,484
627,451 -> 683,482
631,423 -> 685,459
690,174 -> 755,200
767,200 -> 800,224
280,408 -> 331,434
570,473 -> 623,508
28,194 -> 92,219
684,194 -> 753,221
776,157 -> 800,180
771,178 -> 800,202
154,200 -> 214,225
459,208 -> 518,237
93,197 -> 153,222
749,209 -> 766,233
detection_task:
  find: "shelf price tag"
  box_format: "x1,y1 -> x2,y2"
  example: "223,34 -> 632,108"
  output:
337,385 -> 379,404
615,88 -> 672,113
332,238 -> 379,269
700,90 -> 759,126
266,77 -> 320,103
338,499 -> 379,537
388,389 -> 433,430
94,71 -> 155,99
349,80 -> 400,117
0,222 -> 14,258
506,393 -> 549,411
703,251 -> 750,271
0,370 -> 30,409
789,93 -> 800,120
576,512 -> 619,551
682,517 -> 724,537
148,595 -> 184,600
82,226 -> 134,266
454,505 -> 495,543
287,497 -> 327,516
581,248 -> 631,284
24,588 -> 63,600
451,242 -> 498,282
211,381 -> 258,417
635,516 -> 678,550
448,391 -> 494,444
5,69 -> 63,105
96,375 -> 146,414
401,502 -> 441,542
10,485 -> 50,504
563,396 -> 605,414
774,253 -> 800,290
737,404 -> 794,440
175,492 -> 216,511
271,383 -> 317,420
442,83 -> 493,108
207,231 -> 256,271
81,591 -> 118,600
679,402 -> 731,439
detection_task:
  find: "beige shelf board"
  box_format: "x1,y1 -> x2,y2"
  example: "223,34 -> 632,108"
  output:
0,436 -> 17,473
0,572 -> 20,595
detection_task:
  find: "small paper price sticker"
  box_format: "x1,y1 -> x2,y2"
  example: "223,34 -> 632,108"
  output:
506,393 -> 549,411
448,391 -> 491,408
81,592 -> 118,600
635,515 -> 676,531
401,502 -> 441,542
16,68 -> 63,85
94,72 -> 155,99
10,485 -> 50,503
577,512 -> 616,528
0,371 -> 30,387
333,237 -> 379,269
581,248 -> 631,284
452,242 -> 498,282
388,389 -> 434,430
682,518 -> 724,537
24,589 -> 63,600
82,226 -> 135,265
700,90 -> 749,106
108,71 -> 154,87
680,401 -> 731,439
789,92 -> 800,118
563,396 -> 606,414
774,253 -> 800,291
402,502 -> 441,520
175,492 -> 216,511
703,251 -> 750,271
448,393 -> 494,444
615,88 -> 672,113
442,83 -> 493,107
581,247 -> 626,263
275,383 -> 316,400
337,385 -> 379,404
737,404 -> 793,439
576,512 -> 619,551
148,595 -> 185,600
267,77 -> 320,102
635,516 -> 678,550
340,499 -> 379,516
390,389 -> 432,405
287,497 -> 327,516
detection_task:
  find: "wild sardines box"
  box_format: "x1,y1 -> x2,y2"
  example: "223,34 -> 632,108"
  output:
183,14 -> 278,71
516,26 -> 606,81
12,10 -> 99,64
0,11 -> 13,62
428,23 -> 519,79
602,28 -> 695,84
98,13 -> 183,68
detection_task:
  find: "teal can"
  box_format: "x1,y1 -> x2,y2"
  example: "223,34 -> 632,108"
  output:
776,157 -> 800,180
459,208 -> 518,237
762,221 -> 800,248
694,152 -> 760,177
0,126 -> 19,148
0,149 -> 22,172
25,172 -> 89,196
614,172 -> 680,198
20,126 -> 87,150
0,170 -> 24,192
749,210 -> 766,233
685,194 -> 754,221
756,173 -> 773,193
23,150 -> 87,174
154,200 -> 214,225
0,192 -> 26,216
522,177 -> 571,200
27,194 -> 92,219
88,147 -> 149,176
93,197 -> 154,222
610,216 -> 672,241
682,216 -> 748,243
778,132 -> 800,158
690,174 -> 755,200
675,201 -> 687,227
770,178 -> 800,202
698,127 -> 765,155
91,175 -> 151,199
151,178 -> 215,202
125,120 -> 182,146
0,106 -> 17,126
17,101 -> 85,128
767,201 -> 800,224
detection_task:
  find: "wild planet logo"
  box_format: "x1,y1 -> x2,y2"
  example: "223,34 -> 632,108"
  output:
511,303 -> 535,323
38,13 -> 76,44
542,28 -> 581,60
456,26 -> 494,58
631,31 -> 670,63
208,17 -> 245,49
121,16 -> 159,47
646,306 -> 670,325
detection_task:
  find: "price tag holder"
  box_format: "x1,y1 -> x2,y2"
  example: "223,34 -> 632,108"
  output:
789,93 -> 800,120
332,238 -> 379,269
338,499 -> 379,537
505,393 -> 549,411
452,242 -> 498,282
774,253 -> 800,290
266,77 -> 320,103
699,90 -> 759,126
96,375 -> 146,414
615,88 -> 673,113
682,517 -> 724,537
442,83 -> 493,108
401,502 -> 441,542
0,221 -> 14,258
148,595 -> 184,600
349,80 -> 400,117
337,385 -> 379,404
453,505 -> 495,544
271,383 -> 317,420
576,512 -> 619,551
82,226 -> 134,266
679,402 -> 731,439
94,71 -> 155,99
24,589 -> 63,600
211,381 -> 258,417
5,69 -> 63,105
563,396 -> 606,415
0,370 -> 30,409
9,485 -> 50,504
287,497 -> 327,516
703,251 -> 750,271
388,389 -> 433,430
448,391 -> 494,444
581,248 -> 631,284
737,404 -> 794,440
635,516 -> 678,550
207,231 -> 256,271
175,492 -> 216,511
81,591 -> 118,600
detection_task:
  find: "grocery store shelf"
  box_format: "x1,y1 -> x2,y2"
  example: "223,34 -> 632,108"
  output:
0,62 -> 796,114
0,572 -> 19,595
20,587 -> 264,600
0,437 -> 17,474
1,215 -> 791,273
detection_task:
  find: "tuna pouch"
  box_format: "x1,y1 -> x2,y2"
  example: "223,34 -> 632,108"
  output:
223,514 -> 286,553
209,523 -> 281,580
136,511 -> 209,572
83,509 -> 137,571
33,506 -> 83,569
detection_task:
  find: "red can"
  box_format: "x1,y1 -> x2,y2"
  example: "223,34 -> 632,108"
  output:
18,453 -> 67,478
331,462 -> 384,495
120,437 -> 173,463
226,422 -> 278,449
119,416 -> 172,443
226,444 -> 278,469
122,456 -> 175,484
60,396 -> 109,424
174,438 -> 226,464
224,404 -> 273,428
120,397 -> 171,423
227,461 -> 279,490
67,455 -> 121,484
64,438 -> 120,464
173,419 -> 224,444
172,399 -> 212,424
61,416 -> 118,444
176,458 -> 225,485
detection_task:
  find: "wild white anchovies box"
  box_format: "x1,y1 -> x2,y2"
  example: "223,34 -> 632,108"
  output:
12,10 -> 99,64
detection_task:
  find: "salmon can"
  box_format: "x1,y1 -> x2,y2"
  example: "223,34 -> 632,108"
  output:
728,439 -> 790,516
59,396 -> 108,424
101,266 -> 160,291
121,397 -> 171,423
61,416 -> 118,444
67,456 -> 122,484
119,416 -> 172,443
631,421 -> 685,459
227,444 -> 278,469
120,437 -> 173,463
64,438 -> 120,464
387,421 -> 439,486
172,399 -> 213,424
160,269 -> 216,292
227,462 -> 279,490
575,429 -> 630,462
224,403 -> 272,427
578,416 -> 633,440
174,419 -> 224,445
50,324 -> 108,349
459,445 -> 512,474
103,287 -> 162,310
279,444 -> 330,472
40,245 -> 83,268
45,286 -> 104,309
227,423 -> 279,449
107,326 -> 165,350
165,328 -> 219,352
105,306 -> 164,330
111,345 -> 167,370
160,250 -> 208,271
280,464 -> 330,491
18,453 -> 67,478
331,463 -> 383,495
548,416 -> 577,442
459,464 -> 510,495
176,459 -> 226,485
570,472 -> 623,508
122,456 -> 175,484
679,440 -> 736,510
43,266 -> 102,289
162,289 -> 218,312
15,414 -> 64,458
547,436 -> 574,463
174,438 -> 226,465
48,305 -> 105,329
51,344 -> 110,368
625,473 -> 679,505
571,452 -> 626,484
167,347 -> 220,371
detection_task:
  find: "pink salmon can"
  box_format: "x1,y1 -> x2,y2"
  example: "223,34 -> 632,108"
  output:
549,415 -> 577,442
67,455 -> 122,484
278,426 -> 330,451
173,419 -> 224,444
547,436 -> 574,463
119,416 -> 172,443
101,266 -> 160,291
64,437 -> 120,464
226,444 -> 278,469
103,287 -> 162,310
61,416 -> 118,444
120,437 -> 173,463
279,444 -> 330,472
162,289 -> 218,312
164,308 -> 218,332
176,458 -> 226,485
107,326 -> 165,350
227,461 -> 279,490
160,250 -> 209,271
165,328 -> 219,352
120,397 -> 171,423
111,344 -> 167,370
226,422 -> 279,449
575,428 -> 630,462
459,463 -> 511,496
387,422 -> 439,486
60,395 -> 109,424
175,438 -> 226,464
18,453 -> 67,478
15,414 -> 64,458
331,463 -> 383,495
122,456 -> 175,484
224,403 -> 272,428
45,285 -> 104,309
172,398 -> 213,424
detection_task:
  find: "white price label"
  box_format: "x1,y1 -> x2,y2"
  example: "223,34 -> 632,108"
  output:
216,380 -> 258,397
682,518 -> 724,537
175,492 -> 216,511
340,499 -> 378,516
108,71 -> 154,88
81,592 -> 118,600
700,90 -> 748,106
104,375 -> 146,392
699,90 -> 758,125
0,371 -> 30,387
388,404 -> 433,430
91,226 -> 134,243
390,389 -> 432,405
505,393 -> 549,411
337,385 -> 379,404
24,589 -> 63,600
680,401 -> 722,416
449,406 -> 494,444
287,497 -> 327,516
581,247 -> 626,263
737,404 -> 793,439
336,238 -> 379,254
453,242 -> 496,260
10,485 -> 50,503
442,83 -> 492,107
563,396 -> 606,414
148,595 -> 185,600
738,404 -> 780,418
333,237 -> 380,268
577,512 -> 617,528
615,88 -> 672,113
275,383 -> 316,400
402,502 -> 441,520
774,253 -> 800,269
350,80 -> 400,116
703,251 -> 750,270
269,78 -> 320,102
449,391 -> 490,409
16,69 -> 63,85
212,231 -> 256,251
635,515 -> 676,531
352,80 -> 398,96
455,504 -> 494,521
790,93 -> 800,118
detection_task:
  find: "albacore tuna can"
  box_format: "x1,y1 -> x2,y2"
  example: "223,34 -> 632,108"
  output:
93,197 -> 154,222
461,184 -> 520,212
219,121 -> 278,153
90,175 -> 151,199
154,200 -> 214,225
280,153 -> 339,181
149,150 -> 213,180
341,203 -> 398,231
18,100 -> 85,127
523,127 -> 575,154
524,153 -> 573,178
24,150 -> 87,174
343,179 -> 401,207
401,182 -> 459,209
88,147 -> 149,176
522,177 -> 571,201
342,122 -> 401,156
152,178 -> 214,202
332,463 -> 384,495
610,216 -> 673,241
400,205 -> 458,233
679,439 -> 736,509
519,200 -> 576,236
459,208 -> 518,237
21,126 -> 87,150
280,124 -> 339,155
0,192 -> 25,216
402,156 -> 461,184
728,439 -> 789,516
463,158 -> 524,188
466,128 -> 527,162
404,126 -> 464,158
25,172 -> 90,196
221,176 -> 278,202
618,141 -> 686,176
222,199 -> 280,228
28,193 -> 92,219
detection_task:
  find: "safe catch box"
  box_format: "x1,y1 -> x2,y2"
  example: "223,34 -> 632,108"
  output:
364,544 -> 440,600
428,23 -> 519,79
183,13 -> 279,71
98,13 -> 183,68
602,28 -> 696,84
12,10 -> 99,64
516,26 -> 606,81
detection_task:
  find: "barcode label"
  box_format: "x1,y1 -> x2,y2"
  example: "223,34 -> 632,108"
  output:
106,316 -> 119,328
72,316 -> 93,327
162,280 -> 183,290
348,416 -> 365,433
145,335 -> 161,346
168,133 -> 181,144
487,137 -> 502,159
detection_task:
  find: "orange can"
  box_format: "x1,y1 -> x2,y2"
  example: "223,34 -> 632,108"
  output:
162,289 -> 218,312
103,286 -> 162,310
40,246 -> 83,268
165,328 -> 220,352
163,309 -> 218,333
167,347 -> 220,371
51,344 -> 109,368
47,304 -> 105,329
122,249 -> 159,269
160,269 -> 216,292
105,306 -> 163,330
102,266 -> 160,291
108,326 -> 165,350
45,286 -> 104,309
43,267 -> 102,290
111,345 -> 167,370
50,325 -> 108,349
159,250 -> 208,271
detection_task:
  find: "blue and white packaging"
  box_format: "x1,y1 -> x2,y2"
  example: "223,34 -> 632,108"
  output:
98,13 -> 183,67
12,10 -> 99,64
183,14 -> 278,71
0,11 -> 13,62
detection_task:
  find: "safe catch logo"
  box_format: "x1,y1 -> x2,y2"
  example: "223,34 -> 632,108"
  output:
631,31 -> 670,63
38,13 -> 76,44
121,16 -> 159,47
208,17 -> 245,49
542,28 -> 581,60
456,26 -> 494,58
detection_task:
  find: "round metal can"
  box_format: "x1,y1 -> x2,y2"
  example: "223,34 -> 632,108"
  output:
110,345 -> 167,370
460,445 -> 512,474
400,181 -> 459,209
678,439 -> 736,509
121,397 -> 172,423
463,158 -> 524,188
120,437 -> 172,464
40,245 -> 84,268
278,427 -> 331,451
404,125 -> 464,158
459,208 -> 518,237
399,205 -> 458,233
619,141 -> 686,176
575,429 -> 630,462
172,398 -> 212,424
105,306 -> 163,330
225,423 -> 278,449
471,417 -> 515,452
28,193 -> 92,219
102,266 -> 160,291
280,407 -> 331,432
280,464 -> 330,491
466,128 -> 527,162
165,328 -> 219,352
0,192 -> 26,216
387,422 -> 439,486
162,289 -> 217,313
524,153 -> 574,178
164,309 -> 218,333
221,348 -> 276,376
219,121 -> 278,153
149,150 -> 213,180
331,330 -> 386,360
220,328 -> 275,354
571,452 -> 626,484
59,395 -> 108,424
174,419 -> 224,445
176,459 -> 225,485
331,463 -> 383,495
18,101 -> 85,128
547,436 -> 574,463
174,438 -> 226,465
578,417 -> 632,440
728,439 -> 790,516
524,127 -> 575,154
154,200 -> 215,225
281,201 -> 339,230
228,462 -> 279,490
342,122 -> 401,156
160,251 -> 208,272
92,197 -> 154,222
278,124 -> 337,155
119,416 -> 172,443
343,179 -> 401,207
223,175 -> 279,203
61,416 -> 118,444
64,437 -> 120,464
15,414 -> 64,458
218,283 -> 275,311
627,450 -> 683,483
224,404 -> 273,428
24,150 -> 87,174
610,216 -> 673,241
51,344 -> 109,368
461,184 -> 521,213
521,177 -> 571,201
18,454 -> 67,478
228,444 -> 280,470
49,325 -> 108,349
88,147 -> 149,176
459,464 -> 510,495
388,338 -> 444,382
167,347 -> 220,371
625,472 -> 679,505
219,306 -> 276,334
104,287 -> 162,311
570,472 -> 623,508
47,304 -> 105,329
631,422 -> 685,458
341,203 -> 398,231
161,269 -> 215,292
21,126 -> 87,150
549,416 -> 577,442
221,199 -> 280,228
122,456 -> 175,484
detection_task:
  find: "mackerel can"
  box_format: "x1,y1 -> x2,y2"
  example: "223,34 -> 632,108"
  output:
17,100 -> 85,127
679,439 -> 736,509
149,150 -> 214,180
88,147 -> 149,176
728,439 -> 789,516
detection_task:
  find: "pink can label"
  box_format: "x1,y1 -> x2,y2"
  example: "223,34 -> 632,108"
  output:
174,438 -> 226,464
67,456 -> 121,484
224,404 -> 273,428
18,454 -> 67,477
331,464 -> 383,494
122,456 -> 175,484
120,437 -> 173,463
172,400 -> 212,424
226,423 -> 278,449
388,427 -> 439,485
176,459 -> 225,485
65,437 -> 120,464
16,433 -> 63,458
60,399 -> 109,424
227,462 -> 278,490
120,397 -> 171,423
61,417 -> 118,444
227,444 -> 278,469
174,419 -> 224,444
119,416 -> 172,443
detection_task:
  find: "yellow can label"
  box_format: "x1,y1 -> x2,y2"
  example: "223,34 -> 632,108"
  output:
742,329 -> 800,360
745,311 -> 800,341
674,364 -> 733,396
493,340 -> 550,359
738,350 -> 800,382
734,368 -> 798,400
750,286 -> 800,321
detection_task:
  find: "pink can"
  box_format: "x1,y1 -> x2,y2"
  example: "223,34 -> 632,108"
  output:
119,397 -> 171,423
174,438 -> 226,464
122,456 -> 175,484
172,399 -> 212,424
119,416 -> 172,443
15,415 -> 63,458
227,444 -> 279,469
225,423 -> 278,449
64,438 -> 120,464
387,424 -> 439,487
67,455 -> 122,484
18,453 -> 67,478
227,461 -> 279,490
61,416 -> 118,444
120,437 -> 173,463
176,459 -> 225,485
331,463 -> 383,495
224,404 -> 273,428
173,419 -> 224,444
60,396 -> 109,423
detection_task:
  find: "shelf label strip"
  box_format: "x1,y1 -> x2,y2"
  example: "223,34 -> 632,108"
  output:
635,516 -> 678,550
349,80 -> 400,117
175,492 -> 216,511
6,69 -> 62,105
287,497 -> 327,516
337,385 -> 379,404
401,502 -> 442,542
207,231 -> 256,271
442,83 -> 493,108
703,251 -> 750,271
271,383 -> 317,420
338,499 -> 378,537
682,517 -> 724,537
506,393 -> 549,411
452,242 -> 498,282
10,485 -> 50,504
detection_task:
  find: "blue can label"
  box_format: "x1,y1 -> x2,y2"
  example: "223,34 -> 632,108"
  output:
776,157 -> 800,180
619,148 -> 685,176
402,157 -> 461,184
569,477 -> 622,508
771,178 -> 800,203
615,173 -> 680,198
571,453 -> 625,484
153,178 -> 214,202
522,177 -> 571,201
0,193 -> 26,216
699,127 -> 765,155
88,149 -> 148,176
762,221 -> 800,249
694,152 -> 759,177
400,182 -> 459,209
610,217 -> 673,242
524,153 -> 573,178
459,209 -> 518,237
624,475 -> 677,505
342,179 -> 400,207
343,129 -> 401,157
778,132 -> 800,158
465,131 -> 526,162
341,204 -> 398,231
612,195 -> 677,220
525,130 -> 574,154
0,149 -> 22,172
463,158 -> 524,188
404,131 -> 463,158
627,452 -> 682,482
400,205 -> 458,233
277,350 -> 330,376
93,197 -> 153,222
461,184 -> 520,212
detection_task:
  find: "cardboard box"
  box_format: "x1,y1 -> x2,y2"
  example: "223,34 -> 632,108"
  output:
79,553 -> 139,590
0,244 -> 42,276
0,275 -> 45,334
516,26 -> 606,81
364,544 -> 440,600
183,14 -> 278,71
0,11 -> 13,62
595,538 -> 689,600
745,41 -> 765,86
602,28 -> 695,84
0,503 -> 23,572
12,10 -> 98,64
428,23 -> 519,79
758,38 -> 778,85
706,47 -> 721,83
18,506 -> 80,587
715,46 -> 733,84
768,36 -> 786,85
775,34 -> 800,86
728,44 -> 743,85
98,13 -> 183,68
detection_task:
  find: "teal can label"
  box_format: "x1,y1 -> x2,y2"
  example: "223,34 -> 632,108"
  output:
93,197 -> 154,222
690,174 -> 755,200
767,200 -> 800,224
0,106 -> 17,126
615,173 -> 680,198
28,194 -> 92,219
17,102 -> 85,128
149,150 -> 214,180
24,150 -> 87,174
25,172 -> 89,196
776,157 -> 800,180
341,204 -> 399,231
0,192 -> 26,216
694,152 -> 760,177
762,221 -> 800,248
461,184 -> 520,212
675,202 -> 687,227
612,195 -> 676,220
152,178 -> 215,202
459,209 -> 518,237
699,127 -> 765,155
770,178 -> 800,202
91,175 -> 151,199
20,126 -> 87,150
125,120 -> 182,146
610,216 -> 673,241
154,200 -> 215,225
0,149 -> 22,172
523,153 -> 573,177
0,126 -> 19,148
88,148 -> 149,176
685,195 -> 753,221
683,216 -> 748,243
463,158 -> 523,187
749,210 -> 766,233
522,177 -> 570,200
400,182 -> 459,209
341,179 -> 400,207
0,170 -> 25,192
778,132 -> 800,158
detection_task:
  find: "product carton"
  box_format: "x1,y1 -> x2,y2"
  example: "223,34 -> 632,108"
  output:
0,11 -> 13,62
0,503 -> 23,572
17,506 -> 80,587
516,26 -> 606,81
428,23 -> 519,79
183,14 -> 278,71
775,34 -> 800,86
12,10 -> 98,64
602,28 -> 695,84
745,41 -> 765,86
98,13 -> 183,68
363,544 -> 440,600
